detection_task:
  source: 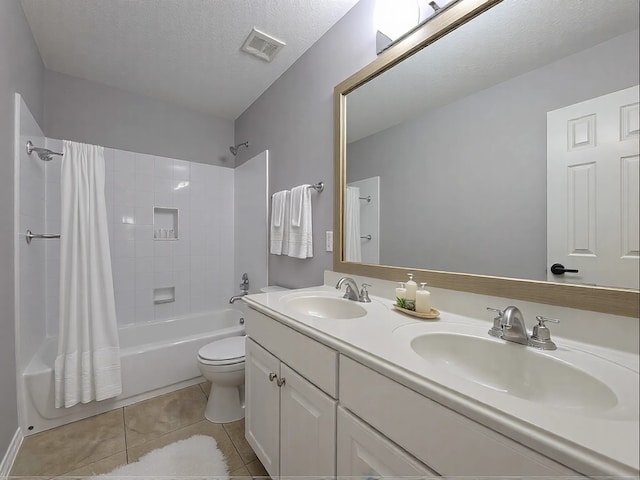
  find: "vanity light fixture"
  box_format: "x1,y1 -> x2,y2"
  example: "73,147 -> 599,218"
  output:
375,0 -> 461,54
374,0 -> 420,45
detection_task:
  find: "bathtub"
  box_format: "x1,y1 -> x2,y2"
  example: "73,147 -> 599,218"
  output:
20,308 -> 245,434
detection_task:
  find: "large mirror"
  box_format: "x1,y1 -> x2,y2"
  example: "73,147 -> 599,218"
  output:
334,0 -> 639,317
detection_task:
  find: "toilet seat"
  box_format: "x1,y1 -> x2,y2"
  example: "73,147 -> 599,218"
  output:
198,336 -> 245,366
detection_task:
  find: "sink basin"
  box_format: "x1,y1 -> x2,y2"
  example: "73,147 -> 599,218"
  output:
284,295 -> 367,319
408,332 -> 636,417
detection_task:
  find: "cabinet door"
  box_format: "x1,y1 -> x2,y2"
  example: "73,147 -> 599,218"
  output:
245,339 -> 281,478
337,407 -> 438,479
280,363 -> 337,479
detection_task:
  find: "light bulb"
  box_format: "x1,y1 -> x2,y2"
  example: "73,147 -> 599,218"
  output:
374,0 -> 420,42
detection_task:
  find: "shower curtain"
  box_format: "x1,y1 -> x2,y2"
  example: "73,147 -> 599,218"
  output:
54,140 -> 122,408
345,186 -> 362,262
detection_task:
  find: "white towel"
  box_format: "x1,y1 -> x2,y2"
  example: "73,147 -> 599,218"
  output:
290,184 -> 309,227
287,185 -> 313,259
270,190 -> 289,255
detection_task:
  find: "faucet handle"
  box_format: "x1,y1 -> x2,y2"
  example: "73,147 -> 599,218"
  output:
359,283 -> 372,303
486,307 -> 504,337
529,315 -> 560,350
535,315 -> 560,326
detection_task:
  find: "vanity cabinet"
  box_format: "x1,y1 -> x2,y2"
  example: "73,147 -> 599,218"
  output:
246,305 -> 584,479
245,338 -> 280,475
245,309 -> 338,479
339,355 -> 580,477
337,406 -> 438,478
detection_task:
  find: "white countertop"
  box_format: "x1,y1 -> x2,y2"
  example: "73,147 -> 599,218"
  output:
244,285 -> 640,477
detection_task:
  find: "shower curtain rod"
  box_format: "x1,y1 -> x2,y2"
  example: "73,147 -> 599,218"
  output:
26,140 -> 63,161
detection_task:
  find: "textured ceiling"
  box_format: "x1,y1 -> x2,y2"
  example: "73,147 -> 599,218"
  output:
347,0 -> 639,142
21,0 -> 361,120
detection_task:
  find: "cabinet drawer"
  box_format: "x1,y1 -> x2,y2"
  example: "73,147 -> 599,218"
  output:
339,355 -> 579,477
337,406 -> 438,479
246,308 -> 338,397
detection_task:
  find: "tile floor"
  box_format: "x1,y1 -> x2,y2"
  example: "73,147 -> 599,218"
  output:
10,382 -> 269,479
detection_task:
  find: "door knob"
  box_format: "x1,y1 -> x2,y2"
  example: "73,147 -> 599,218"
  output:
550,263 -> 579,275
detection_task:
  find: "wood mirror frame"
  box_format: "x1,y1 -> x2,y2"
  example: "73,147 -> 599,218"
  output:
333,0 -> 639,318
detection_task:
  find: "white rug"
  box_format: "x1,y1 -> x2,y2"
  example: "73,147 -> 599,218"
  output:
91,435 -> 230,479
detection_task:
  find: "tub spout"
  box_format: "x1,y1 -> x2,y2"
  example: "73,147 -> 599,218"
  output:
229,292 -> 248,304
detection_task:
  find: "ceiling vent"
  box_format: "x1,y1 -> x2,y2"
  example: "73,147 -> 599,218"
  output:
241,28 -> 286,62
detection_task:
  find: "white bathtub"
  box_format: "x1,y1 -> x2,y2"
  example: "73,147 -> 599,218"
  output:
20,308 -> 245,434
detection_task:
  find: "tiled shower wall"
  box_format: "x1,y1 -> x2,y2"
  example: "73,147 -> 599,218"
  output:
44,139 -> 235,337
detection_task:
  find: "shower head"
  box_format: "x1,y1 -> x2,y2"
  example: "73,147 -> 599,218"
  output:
229,141 -> 249,156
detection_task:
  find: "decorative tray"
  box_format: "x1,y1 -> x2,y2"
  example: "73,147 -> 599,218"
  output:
393,304 -> 440,320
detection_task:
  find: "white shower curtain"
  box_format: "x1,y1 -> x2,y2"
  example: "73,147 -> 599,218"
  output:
55,140 -> 122,408
345,186 -> 362,262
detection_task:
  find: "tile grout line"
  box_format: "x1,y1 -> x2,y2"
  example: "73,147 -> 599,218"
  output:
123,385 -> 209,454
121,407 -> 131,464
222,423 -> 250,466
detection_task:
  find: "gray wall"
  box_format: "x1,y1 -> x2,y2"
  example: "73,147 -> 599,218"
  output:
347,30 -> 639,281
234,0 -> 377,288
0,0 -> 45,456
44,70 -> 234,167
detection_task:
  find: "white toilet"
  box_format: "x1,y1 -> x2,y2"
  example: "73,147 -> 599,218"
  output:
197,335 -> 246,423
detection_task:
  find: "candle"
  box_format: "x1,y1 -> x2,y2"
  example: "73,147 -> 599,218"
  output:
415,282 -> 431,313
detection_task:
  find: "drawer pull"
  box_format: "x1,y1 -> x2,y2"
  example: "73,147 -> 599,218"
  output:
268,372 -> 277,382
277,377 -> 286,387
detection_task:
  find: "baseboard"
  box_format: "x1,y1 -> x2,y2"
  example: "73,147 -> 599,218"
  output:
0,428 -> 22,479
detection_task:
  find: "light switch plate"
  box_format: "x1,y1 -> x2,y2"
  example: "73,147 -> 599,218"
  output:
326,231 -> 333,252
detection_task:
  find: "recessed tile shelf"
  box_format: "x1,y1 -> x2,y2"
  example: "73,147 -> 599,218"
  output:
153,286 -> 175,304
153,207 -> 178,241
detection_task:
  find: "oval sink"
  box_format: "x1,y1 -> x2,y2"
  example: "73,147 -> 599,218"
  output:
410,332 -> 621,414
284,295 -> 367,319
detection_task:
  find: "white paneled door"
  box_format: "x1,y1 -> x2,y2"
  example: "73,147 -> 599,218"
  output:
245,339 -> 280,478
279,363 -> 337,479
547,85 -> 639,289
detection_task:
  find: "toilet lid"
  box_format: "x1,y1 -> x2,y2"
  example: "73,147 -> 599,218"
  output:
198,336 -> 245,363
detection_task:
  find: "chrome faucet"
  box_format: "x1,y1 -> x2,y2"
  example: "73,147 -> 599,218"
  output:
500,306 -> 529,345
335,277 -> 371,303
229,273 -> 250,304
229,293 -> 247,304
486,306 -> 560,350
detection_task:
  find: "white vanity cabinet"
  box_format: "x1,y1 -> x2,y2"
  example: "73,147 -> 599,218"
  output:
245,304 -> 584,479
245,338 -> 281,475
245,309 -> 338,479
339,355 -> 580,478
337,406 -> 439,479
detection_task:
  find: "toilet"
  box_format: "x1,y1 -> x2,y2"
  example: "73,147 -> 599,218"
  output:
197,335 -> 246,423
197,286 -> 288,423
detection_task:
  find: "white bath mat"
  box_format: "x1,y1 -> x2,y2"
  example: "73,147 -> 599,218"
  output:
91,435 -> 229,479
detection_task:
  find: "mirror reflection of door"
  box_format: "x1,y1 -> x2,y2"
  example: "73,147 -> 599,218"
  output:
547,85 -> 639,288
